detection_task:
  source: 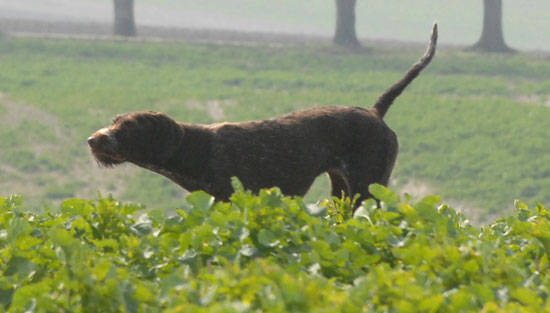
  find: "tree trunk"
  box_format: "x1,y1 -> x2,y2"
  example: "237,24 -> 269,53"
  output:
114,0 -> 136,37
472,0 -> 512,52
333,0 -> 360,47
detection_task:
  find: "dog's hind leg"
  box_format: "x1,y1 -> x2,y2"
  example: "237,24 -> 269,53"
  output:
348,150 -> 397,209
327,169 -> 351,199
349,171 -> 391,209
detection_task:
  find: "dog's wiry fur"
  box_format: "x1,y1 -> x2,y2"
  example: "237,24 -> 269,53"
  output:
89,23 -> 438,208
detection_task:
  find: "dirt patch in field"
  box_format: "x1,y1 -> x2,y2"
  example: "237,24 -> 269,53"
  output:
514,94 -> 550,107
0,93 -> 54,123
397,178 -> 492,225
399,178 -> 437,201
507,82 -> 550,107
0,93 -> 63,135
186,99 -> 234,121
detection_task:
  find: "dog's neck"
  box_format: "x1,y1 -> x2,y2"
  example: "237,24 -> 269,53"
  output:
143,124 -> 213,192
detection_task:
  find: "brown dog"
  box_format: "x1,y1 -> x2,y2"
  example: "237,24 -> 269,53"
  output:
88,24 -> 437,207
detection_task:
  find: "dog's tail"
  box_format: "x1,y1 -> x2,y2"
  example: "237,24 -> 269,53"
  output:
373,22 -> 438,119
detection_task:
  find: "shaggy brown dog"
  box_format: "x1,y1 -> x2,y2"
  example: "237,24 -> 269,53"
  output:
89,24 -> 437,207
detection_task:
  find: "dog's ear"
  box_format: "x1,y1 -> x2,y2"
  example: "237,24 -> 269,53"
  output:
155,115 -> 185,164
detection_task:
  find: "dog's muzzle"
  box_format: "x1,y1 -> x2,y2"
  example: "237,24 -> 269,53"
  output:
88,128 -> 126,164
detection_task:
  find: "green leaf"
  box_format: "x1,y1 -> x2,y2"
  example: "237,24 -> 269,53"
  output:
356,253 -> 381,266
471,283 -> 494,304
419,295 -> 443,312
4,257 -> 37,279
91,238 -> 119,252
396,300 -> 415,313
186,191 -> 214,212
148,209 -> 165,226
11,281 -> 50,312
368,184 -> 399,205
61,198 -> 93,217
310,241 -> 333,261
352,205 -> 371,222
258,229 -> 279,248
179,249 -> 197,262
7,217 -> 30,244
462,259 -> 479,273
387,235 -> 408,248
415,196 -> 441,221
91,259 -> 113,281
3,195 -> 22,212
0,288 -> 14,309
306,203 -> 326,217
514,199 -> 528,210
236,227 -> 250,242
185,207 -> 206,228
334,248 -> 349,266
47,227 -> 78,250
510,287 -> 541,307
379,211 -> 402,221
121,281 -> 138,313
23,297 -> 36,313
130,215 -> 153,237
134,283 -> 155,303
449,288 -> 473,309
239,245 -> 258,257
231,176 -> 245,193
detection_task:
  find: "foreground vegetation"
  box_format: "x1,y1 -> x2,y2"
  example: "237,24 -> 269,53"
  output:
1,36 -> 550,219
1,184 -> 550,312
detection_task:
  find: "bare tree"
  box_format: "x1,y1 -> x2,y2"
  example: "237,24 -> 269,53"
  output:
472,0 -> 512,52
333,0 -> 360,47
114,0 -> 136,37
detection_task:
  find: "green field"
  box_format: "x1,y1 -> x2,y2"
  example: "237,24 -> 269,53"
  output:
1,35 -> 550,222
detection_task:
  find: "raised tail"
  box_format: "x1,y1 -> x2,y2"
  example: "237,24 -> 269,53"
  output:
373,22 -> 438,119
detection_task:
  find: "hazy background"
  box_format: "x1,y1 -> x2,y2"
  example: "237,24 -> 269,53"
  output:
1,0 -> 549,51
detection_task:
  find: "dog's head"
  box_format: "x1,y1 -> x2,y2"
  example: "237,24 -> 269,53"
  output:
88,111 -> 184,167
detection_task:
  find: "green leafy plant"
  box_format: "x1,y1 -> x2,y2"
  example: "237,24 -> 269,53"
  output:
1,185 -> 549,312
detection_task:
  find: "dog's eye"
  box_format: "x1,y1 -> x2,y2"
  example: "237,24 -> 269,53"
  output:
113,128 -> 128,141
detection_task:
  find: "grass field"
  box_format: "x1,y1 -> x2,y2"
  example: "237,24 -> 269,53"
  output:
1,35 -> 549,222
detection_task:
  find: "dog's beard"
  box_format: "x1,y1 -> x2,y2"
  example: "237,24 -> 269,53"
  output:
91,151 -> 126,168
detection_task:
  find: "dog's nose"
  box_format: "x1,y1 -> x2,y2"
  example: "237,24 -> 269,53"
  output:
87,136 -> 99,146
